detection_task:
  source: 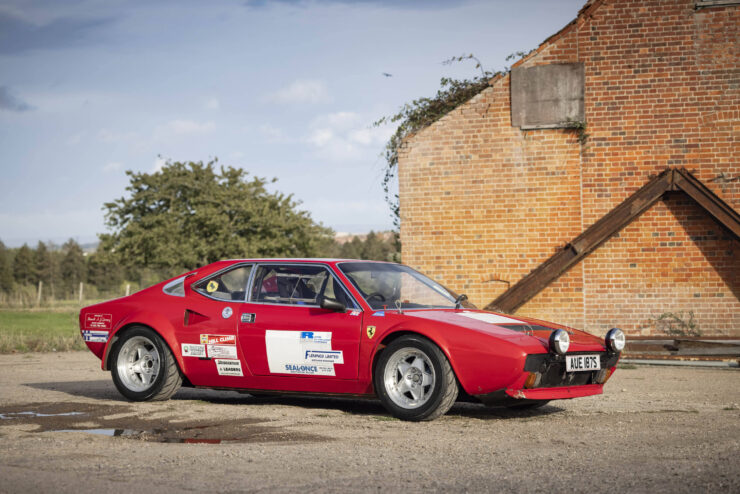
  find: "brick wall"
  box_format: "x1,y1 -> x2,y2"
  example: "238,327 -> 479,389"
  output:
398,0 -> 740,337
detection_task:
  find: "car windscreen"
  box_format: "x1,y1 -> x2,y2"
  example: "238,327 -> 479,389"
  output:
338,262 -> 456,310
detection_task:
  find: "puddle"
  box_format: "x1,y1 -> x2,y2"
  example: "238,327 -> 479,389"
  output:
56,428 -> 254,443
0,411 -> 85,420
0,402 -> 328,445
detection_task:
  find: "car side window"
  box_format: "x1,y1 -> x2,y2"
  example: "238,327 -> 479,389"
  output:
194,265 -> 252,301
251,265 -> 328,305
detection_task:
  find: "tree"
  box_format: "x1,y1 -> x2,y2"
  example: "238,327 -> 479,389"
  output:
13,244 -> 35,285
0,241 -> 13,292
60,239 -> 86,294
100,159 -> 333,271
337,231 -> 400,261
87,250 -> 124,292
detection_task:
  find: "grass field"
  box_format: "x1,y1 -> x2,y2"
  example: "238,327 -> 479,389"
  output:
0,309 -> 85,353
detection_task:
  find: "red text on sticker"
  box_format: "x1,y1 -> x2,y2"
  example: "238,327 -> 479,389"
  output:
200,334 -> 236,345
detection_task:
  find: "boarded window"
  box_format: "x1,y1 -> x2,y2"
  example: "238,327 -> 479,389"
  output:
510,62 -> 584,129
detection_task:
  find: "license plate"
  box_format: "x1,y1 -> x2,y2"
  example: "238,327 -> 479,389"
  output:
566,354 -> 601,372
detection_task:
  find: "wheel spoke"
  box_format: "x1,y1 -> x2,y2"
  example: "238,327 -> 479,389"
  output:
396,377 -> 410,395
408,385 -> 421,401
410,356 -> 425,372
397,361 -> 411,376
422,372 -> 433,386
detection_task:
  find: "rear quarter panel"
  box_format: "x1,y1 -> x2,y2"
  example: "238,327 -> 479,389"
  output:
80,290 -> 185,372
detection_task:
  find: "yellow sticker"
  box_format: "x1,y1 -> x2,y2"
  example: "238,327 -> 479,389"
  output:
366,326 -> 376,339
206,280 -> 218,293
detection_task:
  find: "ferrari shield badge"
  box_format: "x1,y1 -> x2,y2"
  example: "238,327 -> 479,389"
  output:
207,280 -> 218,293
366,326 -> 376,339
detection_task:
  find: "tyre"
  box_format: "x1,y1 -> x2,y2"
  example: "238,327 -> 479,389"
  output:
111,326 -> 182,401
374,335 -> 458,421
504,400 -> 550,410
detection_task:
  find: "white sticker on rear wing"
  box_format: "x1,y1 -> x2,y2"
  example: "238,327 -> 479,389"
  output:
458,312 -> 524,325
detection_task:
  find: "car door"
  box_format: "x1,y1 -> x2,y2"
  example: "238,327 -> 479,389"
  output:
238,263 -> 363,380
178,264 -> 252,386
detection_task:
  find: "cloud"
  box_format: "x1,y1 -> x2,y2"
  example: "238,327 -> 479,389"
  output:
267,79 -> 329,105
204,97 -> 220,110
305,111 -> 392,162
0,86 -> 33,112
0,10 -> 115,55
102,162 -> 121,172
244,0 -> 467,10
155,119 -> 215,137
152,156 -> 167,173
97,128 -> 138,143
257,124 -> 288,143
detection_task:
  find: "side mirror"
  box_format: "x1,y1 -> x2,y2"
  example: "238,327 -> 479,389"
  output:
320,296 -> 346,313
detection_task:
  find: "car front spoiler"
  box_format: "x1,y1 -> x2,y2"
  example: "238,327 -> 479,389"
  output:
505,383 -> 603,400
475,383 -> 604,405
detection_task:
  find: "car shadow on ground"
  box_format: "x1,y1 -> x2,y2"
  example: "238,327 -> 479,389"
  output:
24,381 -> 565,420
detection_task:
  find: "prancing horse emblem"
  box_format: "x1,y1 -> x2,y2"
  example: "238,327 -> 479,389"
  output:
366,326 -> 376,339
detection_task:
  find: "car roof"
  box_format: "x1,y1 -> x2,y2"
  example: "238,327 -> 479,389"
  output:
222,258 -> 395,264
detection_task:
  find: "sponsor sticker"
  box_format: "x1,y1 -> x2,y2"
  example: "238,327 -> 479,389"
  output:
283,363 -> 335,375
215,359 -> 243,376
266,330 -> 337,376
82,330 -> 109,343
200,334 -> 236,345
85,313 -> 112,330
349,310 -> 360,316
181,343 -> 206,358
207,344 -> 238,359
221,306 -> 233,319
304,350 -> 344,364
372,311 -> 385,317
299,331 -> 331,346
366,326 -> 376,339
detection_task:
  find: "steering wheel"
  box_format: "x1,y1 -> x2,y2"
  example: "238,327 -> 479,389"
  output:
366,292 -> 386,303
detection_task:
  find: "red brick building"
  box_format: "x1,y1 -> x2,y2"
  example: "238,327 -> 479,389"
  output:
398,0 -> 739,337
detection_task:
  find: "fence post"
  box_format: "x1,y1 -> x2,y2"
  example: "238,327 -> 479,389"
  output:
125,284 -> 131,296
36,281 -> 43,307
79,282 -> 84,304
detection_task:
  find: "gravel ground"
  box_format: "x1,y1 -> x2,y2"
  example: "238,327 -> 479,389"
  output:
0,352 -> 738,493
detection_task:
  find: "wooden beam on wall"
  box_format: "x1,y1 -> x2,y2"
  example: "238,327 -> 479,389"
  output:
485,167 -> 740,314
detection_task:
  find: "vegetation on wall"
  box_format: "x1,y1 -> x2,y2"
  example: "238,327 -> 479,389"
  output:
375,52 -> 530,227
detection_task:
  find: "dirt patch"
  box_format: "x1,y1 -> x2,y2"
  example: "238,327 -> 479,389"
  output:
0,352 -> 738,493
0,401 -> 327,444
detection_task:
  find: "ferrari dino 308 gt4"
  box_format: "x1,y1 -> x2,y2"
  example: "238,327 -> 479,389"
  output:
80,259 -> 624,421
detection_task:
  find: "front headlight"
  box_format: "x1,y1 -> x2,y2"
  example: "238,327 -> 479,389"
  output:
549,329 -> 570,355
605,327 -> 625,352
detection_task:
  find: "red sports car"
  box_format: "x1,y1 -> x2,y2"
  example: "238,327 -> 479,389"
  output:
79,259 -> 624,421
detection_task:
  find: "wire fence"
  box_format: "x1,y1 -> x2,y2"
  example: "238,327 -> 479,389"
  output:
0,282 -> 135,309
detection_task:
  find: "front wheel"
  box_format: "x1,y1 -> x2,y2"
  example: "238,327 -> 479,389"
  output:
111,326 -> 182,401
374,335 -> 458,421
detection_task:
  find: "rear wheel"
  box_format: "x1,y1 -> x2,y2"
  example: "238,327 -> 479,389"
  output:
111,326 -> 181,401
374,335 -> 458,421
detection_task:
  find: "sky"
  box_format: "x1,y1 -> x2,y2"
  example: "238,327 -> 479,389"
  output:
0,0 -> 585,247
